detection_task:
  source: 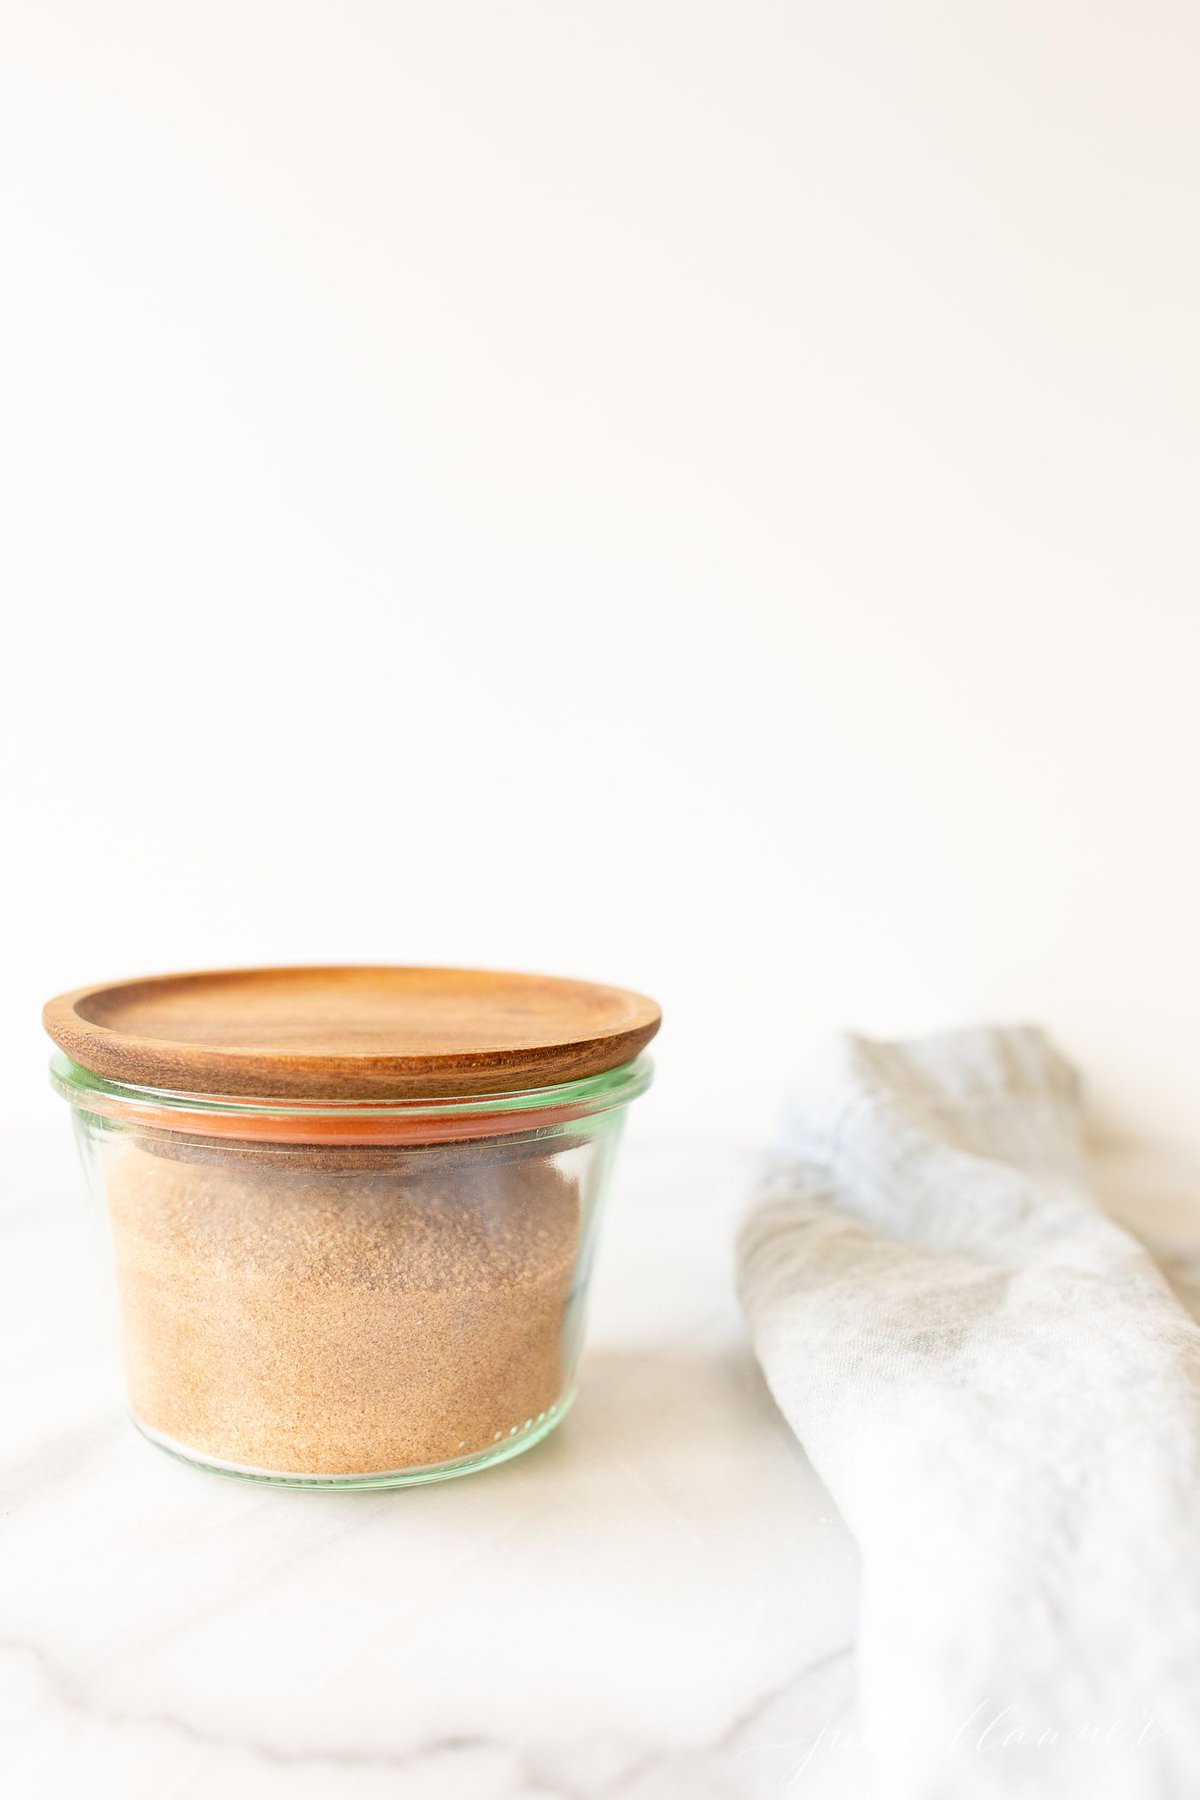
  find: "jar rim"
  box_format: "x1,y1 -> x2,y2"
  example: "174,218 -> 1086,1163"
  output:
50,1051 -> 653,1147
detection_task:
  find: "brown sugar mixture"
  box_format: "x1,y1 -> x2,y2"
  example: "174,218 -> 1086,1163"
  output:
104,1133 -> 582,1475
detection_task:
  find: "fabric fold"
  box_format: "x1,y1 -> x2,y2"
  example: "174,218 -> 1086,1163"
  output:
736,1027 -> 1200,1800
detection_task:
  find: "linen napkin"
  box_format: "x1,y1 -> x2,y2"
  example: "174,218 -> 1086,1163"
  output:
736,1027 -> 1200,1800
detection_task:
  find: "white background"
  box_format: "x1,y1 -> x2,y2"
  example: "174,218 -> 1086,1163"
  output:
4,1 -> 1199,1153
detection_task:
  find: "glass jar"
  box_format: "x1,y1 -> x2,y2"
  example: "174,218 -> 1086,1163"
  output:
44,968 -> 658,1488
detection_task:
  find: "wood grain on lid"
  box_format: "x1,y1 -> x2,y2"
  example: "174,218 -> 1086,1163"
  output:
43,966 -> 662,1100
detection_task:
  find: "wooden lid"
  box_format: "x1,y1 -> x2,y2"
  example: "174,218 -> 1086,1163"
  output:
43,966 -> 661,1101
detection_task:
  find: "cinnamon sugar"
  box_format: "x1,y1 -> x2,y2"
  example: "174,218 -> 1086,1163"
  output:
104,1133 -> 581,1476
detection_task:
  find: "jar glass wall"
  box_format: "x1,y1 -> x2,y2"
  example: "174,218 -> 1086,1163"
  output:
53,1053 -> 651,1488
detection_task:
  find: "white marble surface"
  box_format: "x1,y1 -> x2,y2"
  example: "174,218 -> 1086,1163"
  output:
1,1125 -> 863,1800
6,1124 -> 1199,1799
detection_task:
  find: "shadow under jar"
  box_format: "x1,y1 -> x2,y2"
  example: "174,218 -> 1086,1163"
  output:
43,966 -> 660,1488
